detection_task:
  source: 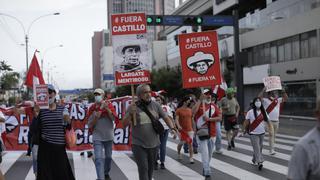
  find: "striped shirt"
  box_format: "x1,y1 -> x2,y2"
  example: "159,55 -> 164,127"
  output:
39,105 -> 68,145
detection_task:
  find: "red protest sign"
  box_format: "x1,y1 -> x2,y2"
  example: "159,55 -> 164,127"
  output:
111,13 -> 147,35
179,31 -> 221,89
34,84 -> 49,109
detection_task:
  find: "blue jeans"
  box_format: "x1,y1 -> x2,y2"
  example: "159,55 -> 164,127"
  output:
93,140 -> 113,180
215,122 -> 222,151
32,145 -> 38,174
159,129 -> 169,163
197,136 -> 215,176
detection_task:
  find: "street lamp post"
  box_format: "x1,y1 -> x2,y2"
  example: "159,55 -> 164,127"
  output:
41,44 -> 63,72
0,12 -> 60,75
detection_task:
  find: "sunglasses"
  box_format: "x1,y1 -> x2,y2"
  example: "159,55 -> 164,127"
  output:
48,89 -> 55,94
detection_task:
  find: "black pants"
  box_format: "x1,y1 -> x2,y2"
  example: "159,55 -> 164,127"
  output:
37,140 -> 75,180
132,145 -> 157,180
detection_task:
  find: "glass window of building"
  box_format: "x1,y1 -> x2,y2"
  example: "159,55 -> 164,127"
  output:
258,44 -> 265,65
309,30 -> 317,57
284,37 -> 292,61
270,42 -> 277,63
247,48 -> 253,66
292,35 -> 300,60
277,39 -> 285,62
253,46 -> 259,65
264,43 -> 271,64
300,32 -> 309,58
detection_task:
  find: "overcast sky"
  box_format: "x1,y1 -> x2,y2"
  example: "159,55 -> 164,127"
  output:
0,0 -> 108,90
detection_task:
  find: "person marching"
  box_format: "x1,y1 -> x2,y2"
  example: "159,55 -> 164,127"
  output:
243,97 -> 272,170
122,84 -> 176,180
87,88 -> 117,180
258,87 -> 288,155
220,88 -> 240,150
175,96 -> 195,164
154,95 -> 174,169
193,89 -> 222,179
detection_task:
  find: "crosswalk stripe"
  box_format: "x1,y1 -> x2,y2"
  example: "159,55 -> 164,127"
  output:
25,167 -> 35,180
234,136 -> 293,151
1,151 -> 23,174
112,152 -> 140,180
164,156 -> 203,180
72,152 -> 96,180
218,144 -> 288,175
221,139 -> 291,161
274,133 -> 300,140
166,141 -> 269,180
222,132 -> 297,145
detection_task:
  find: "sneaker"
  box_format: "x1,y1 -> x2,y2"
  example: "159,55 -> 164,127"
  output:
189,158 -> 194,164
251,159 -> 257,165
214,149 -> 223,154
193,150 -> 198,154
80,152 -> 84,156
258,163 -> 263,170
87,151 -> 93,158
105,174 -> 111,180
269,150 -> 276,155
204,175 -> 211,180
227,145 -> 232,151
154,161 -> 159,170
231,140 -> 235,148
160,163 -> 165,169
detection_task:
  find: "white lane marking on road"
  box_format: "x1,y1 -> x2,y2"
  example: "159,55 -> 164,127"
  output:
112,152 -> 140,180
221,140 -> 291,161
0,151 -> 23,174
167,141 -> 268,180
165,156 -> 204,180
72,152 -> 96,180
25,166 -> 35,180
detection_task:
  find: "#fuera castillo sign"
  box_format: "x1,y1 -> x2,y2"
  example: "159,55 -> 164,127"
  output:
111,12 -> 151,86
179,31 -> 221,88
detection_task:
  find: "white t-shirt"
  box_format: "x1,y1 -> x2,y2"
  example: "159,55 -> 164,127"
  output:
246,109 -> 267,135
262,97 -> 283,121
159,105 -> 173,130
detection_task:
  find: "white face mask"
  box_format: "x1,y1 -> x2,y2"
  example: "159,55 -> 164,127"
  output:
255,101 -> 261,108
48,97 -> 55,105
95,95 -> 103,103
205,99 -> 211,104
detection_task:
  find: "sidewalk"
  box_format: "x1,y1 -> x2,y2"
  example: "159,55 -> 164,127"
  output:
278,116 -> 316,137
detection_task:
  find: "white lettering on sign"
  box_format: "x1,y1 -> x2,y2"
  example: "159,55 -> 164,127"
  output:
185,36 -> 212,49
188,75 -> 216,83
18,126 -> 29,144
120,71 -> 145,77
118,77 -> 149,84
120,16 -> 143,23
114,127 -> 130,144
112,24 -> 146,33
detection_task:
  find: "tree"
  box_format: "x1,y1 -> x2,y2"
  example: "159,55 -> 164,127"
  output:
0,61 -> 20,92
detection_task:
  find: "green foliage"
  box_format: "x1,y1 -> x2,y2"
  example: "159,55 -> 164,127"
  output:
0,72 -> 20,90
0,61 -> 12,72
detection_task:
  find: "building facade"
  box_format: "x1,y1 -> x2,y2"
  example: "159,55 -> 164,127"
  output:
163,0 -> 320,117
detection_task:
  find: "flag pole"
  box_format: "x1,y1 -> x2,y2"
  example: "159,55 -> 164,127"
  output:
131,85 -> 137,126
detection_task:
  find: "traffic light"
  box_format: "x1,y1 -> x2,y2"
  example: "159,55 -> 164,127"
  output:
146,15 -> 233,26
146,15 -> 163,25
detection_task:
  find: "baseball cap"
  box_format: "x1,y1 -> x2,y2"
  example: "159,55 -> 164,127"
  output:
48,84 -> 56,93
94,88 -> 105,95
203,89 -> 212,95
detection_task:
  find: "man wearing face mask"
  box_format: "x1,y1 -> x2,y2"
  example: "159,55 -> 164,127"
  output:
35,84 -> 75,180
221,88 -> 240,151
258,87 -> 288,155
122,84 -> 176,180
88,88 -> 116,180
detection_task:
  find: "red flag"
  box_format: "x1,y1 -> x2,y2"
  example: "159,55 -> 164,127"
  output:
24,51 -> 45,88
213,75 -> 228,100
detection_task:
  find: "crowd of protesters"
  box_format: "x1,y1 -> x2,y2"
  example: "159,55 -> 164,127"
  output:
2,81 -> 320,180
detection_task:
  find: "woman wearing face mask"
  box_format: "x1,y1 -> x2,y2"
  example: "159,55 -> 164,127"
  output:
36,84 -> 75,180
243,97 -> 272,170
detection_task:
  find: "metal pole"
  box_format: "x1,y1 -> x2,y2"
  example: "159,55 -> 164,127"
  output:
25,35 -> 29,96
233,8 -> 244,113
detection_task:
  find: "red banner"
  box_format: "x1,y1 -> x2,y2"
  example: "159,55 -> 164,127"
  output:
111,13 -> 147,35
0,96 -> 133,151
179,31 -> 221,88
